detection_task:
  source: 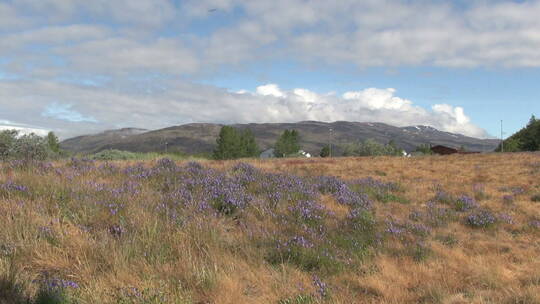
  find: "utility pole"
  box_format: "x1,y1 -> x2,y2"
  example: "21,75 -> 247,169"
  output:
500,120 -> 504,153
329,128 -> 333,157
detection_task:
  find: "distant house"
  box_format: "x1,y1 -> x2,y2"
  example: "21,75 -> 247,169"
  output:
431,145 -> 480,155
431,145 -> 458,155
260,148 -> 312,158
260,148 -> 275,158
298,150 -> 312,158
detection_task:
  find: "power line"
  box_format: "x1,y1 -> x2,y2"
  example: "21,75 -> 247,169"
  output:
500,120 -> 504,153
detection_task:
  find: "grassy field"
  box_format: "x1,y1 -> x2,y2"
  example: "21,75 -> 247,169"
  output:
1,153 -> 539,304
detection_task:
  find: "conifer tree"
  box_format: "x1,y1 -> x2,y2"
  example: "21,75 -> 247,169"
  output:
274,129 -> 301,157
213,126 -> 259,159
320,145 -> 330,157
213,126 -> 240,160
239,129 -> 259,157
47,131 -> 60,153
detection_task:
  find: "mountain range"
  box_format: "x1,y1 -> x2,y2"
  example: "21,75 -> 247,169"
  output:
60,121 -> 500,155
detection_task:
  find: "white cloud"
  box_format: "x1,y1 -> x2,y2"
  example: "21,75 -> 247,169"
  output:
0,0 -> 539,74
189,0 -> 540,68
244,85 -> 488,138
11,0 -> 176,28
1,0 -> 524,140
0,3 -> 31,30
0,79 -> 488,139
0,120 -> 49,136
256,84 -> 286,98
53,37 -> 200,75
0,25 -> 110,52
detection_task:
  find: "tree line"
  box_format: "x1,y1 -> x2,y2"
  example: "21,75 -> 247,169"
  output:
497,115 -> 540,152
213,126 -> 303,160
0,130 -> 63,161
212,125 -> 411,160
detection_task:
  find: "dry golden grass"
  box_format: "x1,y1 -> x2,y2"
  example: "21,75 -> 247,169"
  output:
0,152 -> 539,304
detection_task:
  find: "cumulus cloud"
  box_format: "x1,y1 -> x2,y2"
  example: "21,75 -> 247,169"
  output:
175,0 -> 540,68
0,79 -> 488,139
0,120 -> 49,136
2,0 -> 522,139
2,0 -> 540,78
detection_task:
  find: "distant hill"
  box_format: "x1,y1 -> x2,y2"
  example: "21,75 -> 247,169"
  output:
60,121 -> 500,155
497,115 -> 539,152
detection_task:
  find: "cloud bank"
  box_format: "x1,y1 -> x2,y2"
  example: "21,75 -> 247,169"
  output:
0,80 -> 487,138
3,0 -> 534,138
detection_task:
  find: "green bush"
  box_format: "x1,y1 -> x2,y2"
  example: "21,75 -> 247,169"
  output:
278,294 -> 316,304
342,139 -> 402,156
496,115 -> 539,152
0,130 -> 62,161
319,145 -> 330,158
0,130 -> 18,160
10,133 -> 50,162
91,149 -> 138,161
415,144 -> 433,155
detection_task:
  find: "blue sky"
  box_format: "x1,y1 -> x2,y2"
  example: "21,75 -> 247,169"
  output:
1,0 -> 539,139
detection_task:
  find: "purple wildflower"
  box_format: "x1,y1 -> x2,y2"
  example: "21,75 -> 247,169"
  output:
312,275 -> 328,298
467,209 -> 497,228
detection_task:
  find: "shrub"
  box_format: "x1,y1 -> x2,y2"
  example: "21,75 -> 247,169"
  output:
115,287 -> 170,304
454,195 -> 478,212
503,195 -> 514,204
278,294 -> 316,304
0,130 -> 18,160
415,144 -> 433,155
435,234 -> 459,247
467,210 -> 497,228
409,242 -> 432,262
531,194 -> 540,202
425,202 -> 456,227
0,262 -> 28,304
342,139 -> 402,157
0,130 -> 60,161
34,277 -> 78,304
473,184 -> 489,201
10,133 -> 49,162
319,145 -> 330,158
92,149 -> 137,160
267,240 -> 341,274
433,190 -> 455,205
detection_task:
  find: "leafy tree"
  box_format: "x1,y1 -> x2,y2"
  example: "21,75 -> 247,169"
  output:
213,126 -> 259,160
0,130 -> 18,160
414,144 -> 432,155
274,129 -> 300,157
319,145 -> 330,157
10,133 -> 49,162
502,137 -> 521,152
496,114 -> 540,152
528,115 -> 537,126
47,131 -> 61,153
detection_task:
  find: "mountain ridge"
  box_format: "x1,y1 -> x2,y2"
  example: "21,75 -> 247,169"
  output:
60,121 -> 500,155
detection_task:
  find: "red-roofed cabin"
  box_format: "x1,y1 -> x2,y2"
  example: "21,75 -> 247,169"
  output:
431,145 -> 481,155
431,145 -> 458,155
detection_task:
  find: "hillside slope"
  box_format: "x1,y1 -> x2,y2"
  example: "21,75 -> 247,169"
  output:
61,121 -> 500,155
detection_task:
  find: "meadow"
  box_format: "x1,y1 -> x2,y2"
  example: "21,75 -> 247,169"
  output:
0,153 -> 539,304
